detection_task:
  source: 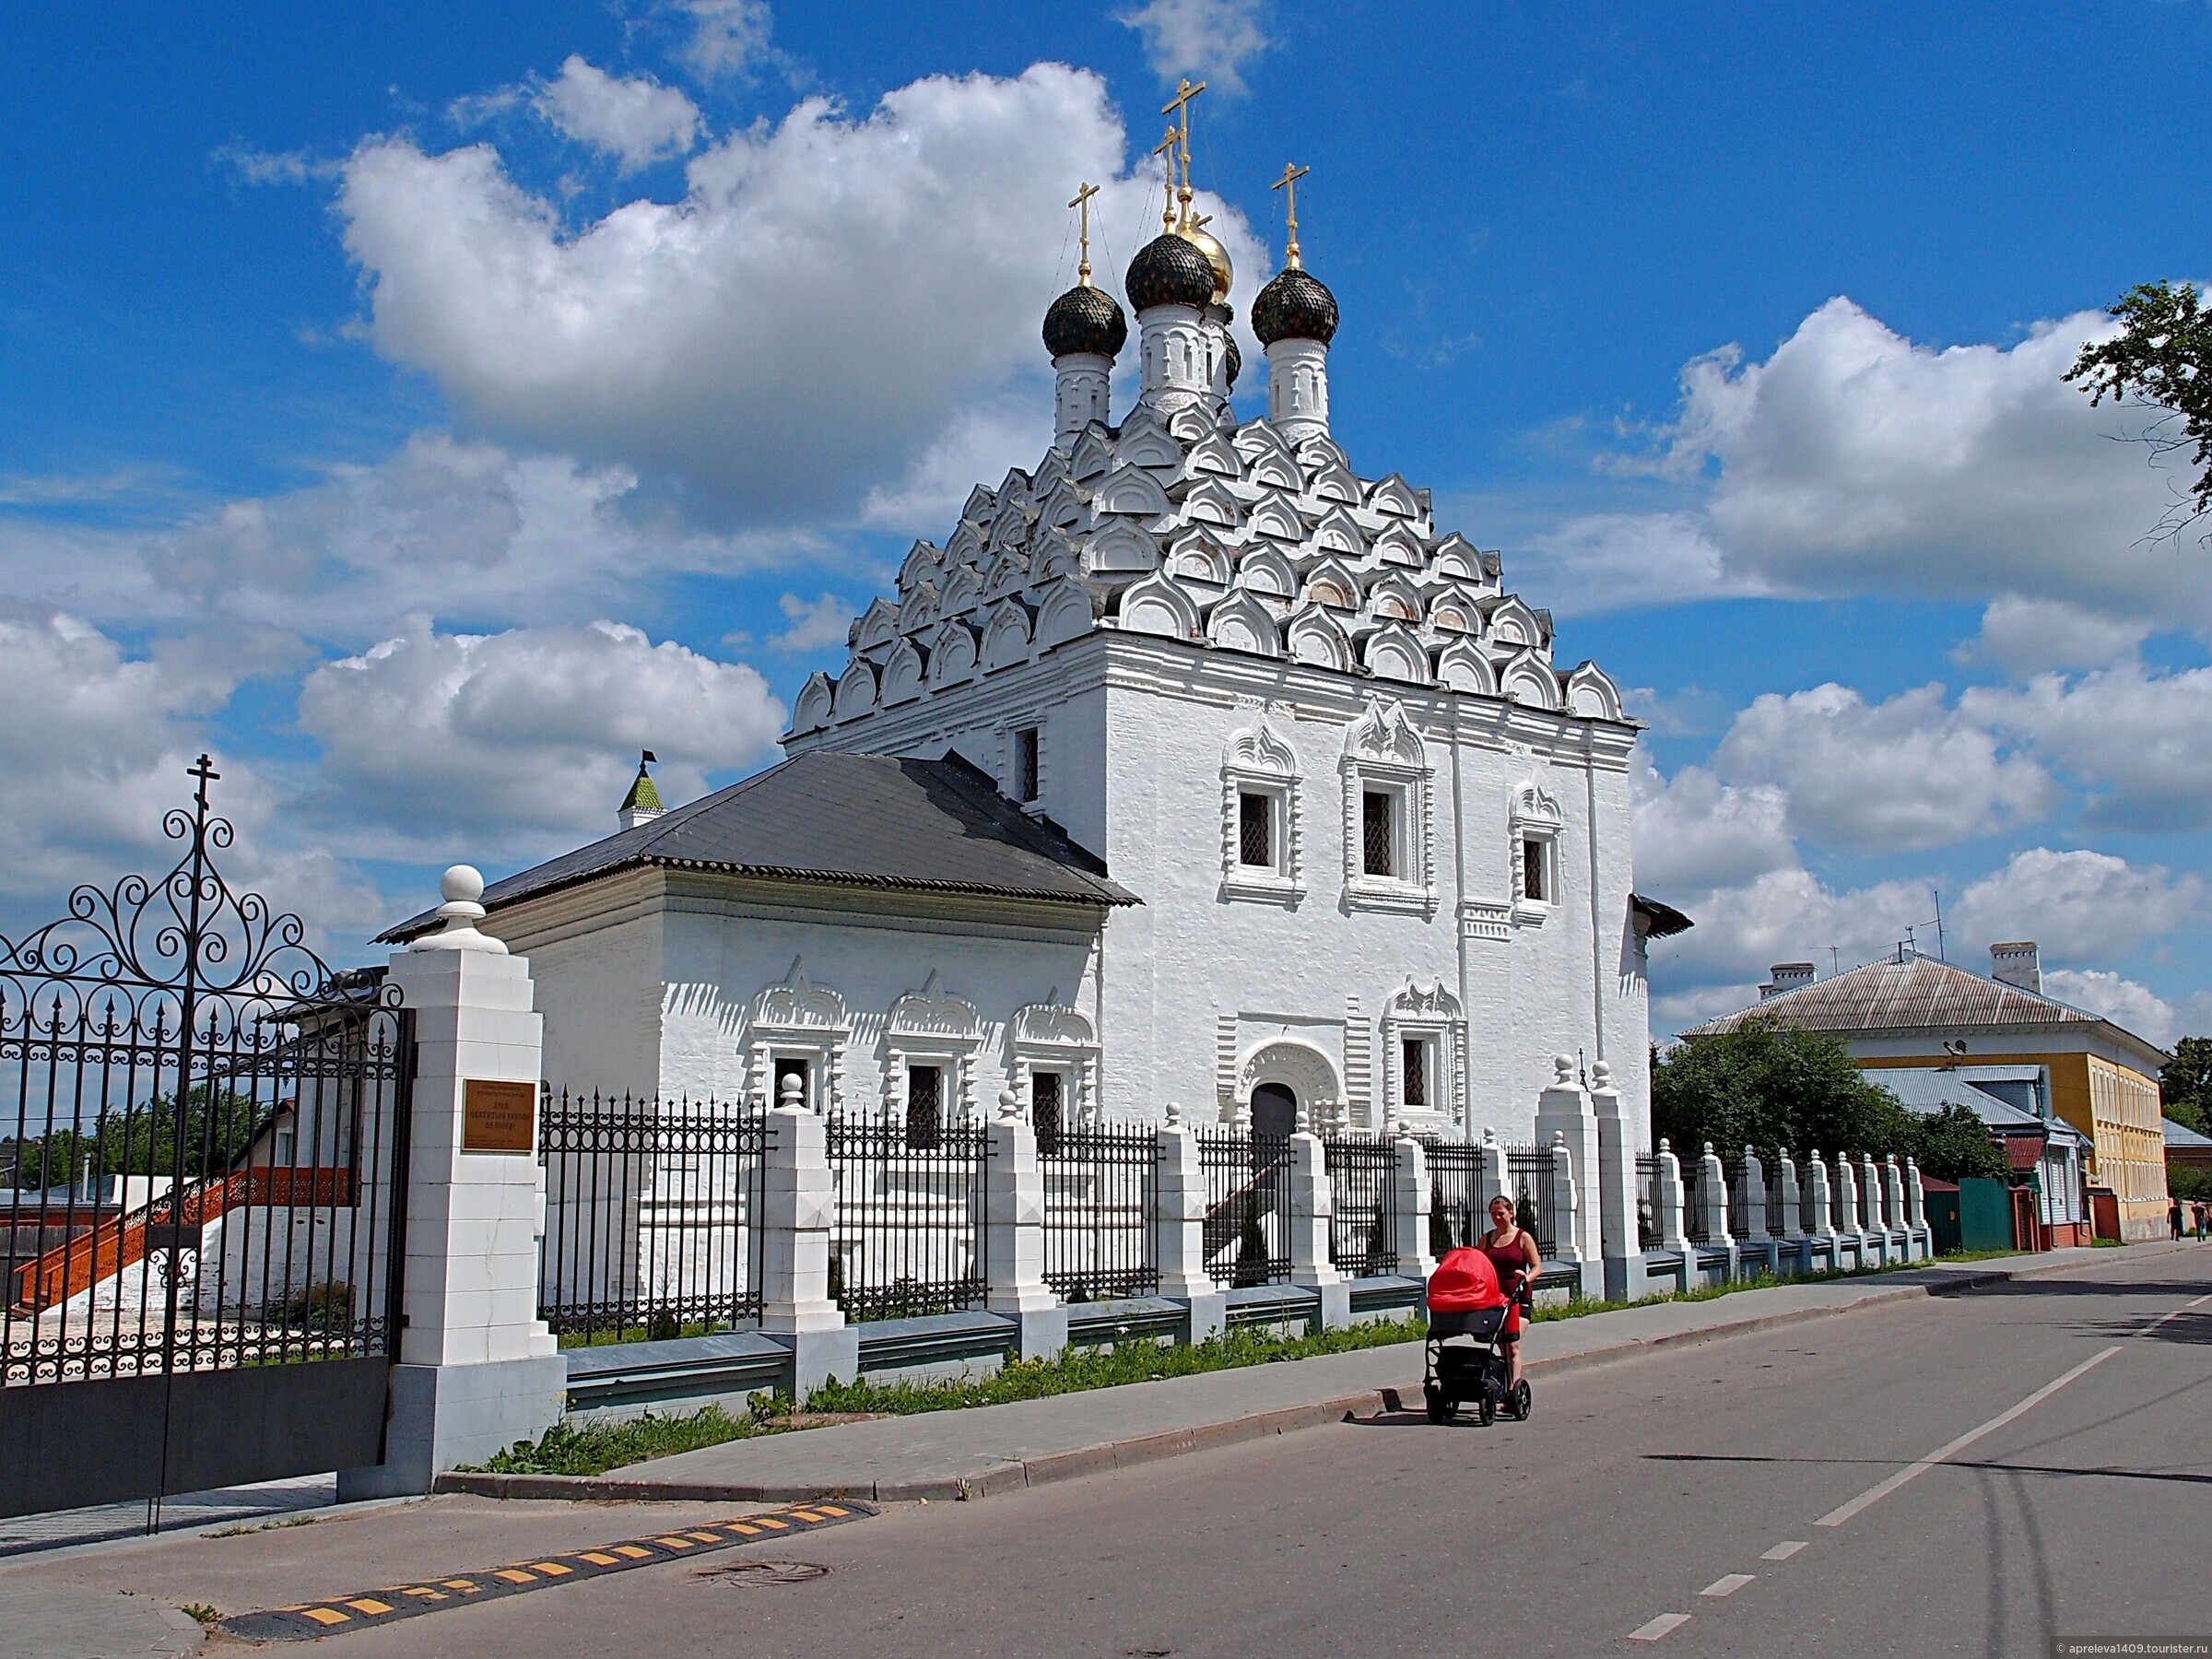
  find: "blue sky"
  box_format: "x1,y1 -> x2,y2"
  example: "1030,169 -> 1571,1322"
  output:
4,0 -> 2209,1041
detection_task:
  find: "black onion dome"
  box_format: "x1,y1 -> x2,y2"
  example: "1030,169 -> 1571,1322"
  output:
1253,266 -> 1339,347
1042,283 -> 1128,358
1223,332 -> 1241,388
1124,232 -> 1218,312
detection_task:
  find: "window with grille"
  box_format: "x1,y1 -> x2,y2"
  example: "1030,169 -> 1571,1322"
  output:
1402,1038 -> 1429,1108
1015,726 -> 1041,803
1362,790 -> 1395,877
1032,1070 -> 1064,1157
905,1064 -> 942,1148
1238,791 -> 1273,867
1523,835 -> 1548,902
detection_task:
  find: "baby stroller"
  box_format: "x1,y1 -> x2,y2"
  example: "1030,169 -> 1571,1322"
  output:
1421,1246 -> 1533,1426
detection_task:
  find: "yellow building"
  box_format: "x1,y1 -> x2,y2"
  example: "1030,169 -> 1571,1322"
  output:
1682,943 -> 2171,1241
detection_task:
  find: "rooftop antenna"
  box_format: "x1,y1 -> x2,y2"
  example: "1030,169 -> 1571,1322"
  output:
1826,945 -> 1841,977
1931,888 -> 1947,962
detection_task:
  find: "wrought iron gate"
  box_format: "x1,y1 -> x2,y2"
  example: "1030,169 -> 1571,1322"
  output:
0,758 -> 411,1521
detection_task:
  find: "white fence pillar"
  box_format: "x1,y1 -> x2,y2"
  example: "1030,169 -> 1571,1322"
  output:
1287,1131 -> 1350,1329
985,1088 -> 1065,1360
1905,1156 -> 1927,1230
759,1073 -> 858,1395
341,867 -> 564,1500
1590,1063 -> 1647,1303
1741,1147 -> 1770,1241
1533,1054 -> 1601,1283
1394,1135 -> 1437,1289
1654,1139 -> 1688,1253
1776,1152 -> 1803,1240
1698,1141 -> 1735,1251
1806,1152 -> 1837,1255
1884,1155 -> 1912,1259
1859,1152 -> 1887,1263
1155,1104 -> 1227,1340
1834,1154 -> 1864,1264
1477,1128 -> 1508,1222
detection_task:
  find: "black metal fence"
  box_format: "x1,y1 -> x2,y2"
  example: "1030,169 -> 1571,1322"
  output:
1683,1154 -> 1712,1244
1197,1129 -> 1290,1287
1420,1137 -> 1481,1256
1636,1155 -> 1659,1249
537,1091 -> 766,1345
826,1112 -> 986,1321
1322,1135 -> 1399,1277
0,759 -> 412,1521
1041,1122 -> 1158,1301
1503,1144 -> 1557,1258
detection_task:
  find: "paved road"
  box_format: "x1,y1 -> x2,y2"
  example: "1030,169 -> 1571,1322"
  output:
39,1247 -> 2212,1656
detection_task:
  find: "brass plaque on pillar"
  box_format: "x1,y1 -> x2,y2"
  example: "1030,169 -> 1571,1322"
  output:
462,1079 -> 536,1153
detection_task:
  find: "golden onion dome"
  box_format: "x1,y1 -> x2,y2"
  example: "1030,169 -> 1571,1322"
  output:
1177,223 -> 1233,302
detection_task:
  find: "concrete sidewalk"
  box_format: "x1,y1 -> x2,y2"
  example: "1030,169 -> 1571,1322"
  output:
440,1243 -> 2190,1506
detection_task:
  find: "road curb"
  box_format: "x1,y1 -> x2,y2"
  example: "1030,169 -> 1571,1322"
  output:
432,1248 -> 2197,1507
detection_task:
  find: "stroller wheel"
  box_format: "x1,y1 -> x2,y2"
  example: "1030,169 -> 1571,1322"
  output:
1422,1384 -> 1453,1424
1512,1381 -> 1533,1421
1477,1392 -> 1496,1428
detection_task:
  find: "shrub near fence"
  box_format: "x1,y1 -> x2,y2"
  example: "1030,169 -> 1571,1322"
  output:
825,1112 -> 987,1322
1503,1145 -> 1557,1258
1420,1137 -> 1481,1257
1041,1122 -> 1159,1302
1197,1129 -> 1291,1288
538,1091 -> 766,1346
1322,1135 -> 1400,1277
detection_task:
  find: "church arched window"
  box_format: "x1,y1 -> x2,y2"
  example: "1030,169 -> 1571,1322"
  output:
1219,712 -> 1304,906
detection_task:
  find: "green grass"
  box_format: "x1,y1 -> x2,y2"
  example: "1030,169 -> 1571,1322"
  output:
467,1401 -> 777,1476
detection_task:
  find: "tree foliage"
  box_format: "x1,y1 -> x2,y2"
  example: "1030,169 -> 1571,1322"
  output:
2065,280 -> 2212,531
1655,1017 -> 1916,1161
6,1087 -> 269,1191
2160,1035 -> 2212,1136
1909,1103 -> 2012,1183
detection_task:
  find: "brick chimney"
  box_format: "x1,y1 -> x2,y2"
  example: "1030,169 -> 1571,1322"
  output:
1990,941 -> 2040,994
1760,962 -> 1816,1000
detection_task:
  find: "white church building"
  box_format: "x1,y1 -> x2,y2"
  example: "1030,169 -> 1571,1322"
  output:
383,181 -> 1681,1149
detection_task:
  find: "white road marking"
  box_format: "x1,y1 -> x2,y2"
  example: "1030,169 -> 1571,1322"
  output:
1627,1612 -> 1692,1641
2137,1292 -> 2212,1338
1760,1540 -> 1807,1561
1700,1573 -> 1755,1597
1815,1345 -> 2121,1528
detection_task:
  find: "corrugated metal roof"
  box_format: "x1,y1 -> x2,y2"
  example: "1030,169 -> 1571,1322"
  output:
2167,1117 -> 2212,1150
1681,954 -> 2103,1040
376,751 -> 1137,944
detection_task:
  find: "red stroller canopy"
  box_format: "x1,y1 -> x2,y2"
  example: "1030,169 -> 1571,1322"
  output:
1427,1246 -> 1506,1313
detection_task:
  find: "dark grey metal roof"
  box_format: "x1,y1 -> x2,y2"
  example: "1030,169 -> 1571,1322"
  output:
376,751 -> 1137,944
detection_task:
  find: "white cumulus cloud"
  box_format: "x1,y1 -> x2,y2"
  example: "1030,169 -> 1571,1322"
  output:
769,591 -> 853,653
534,57 -> 701,171
296,617 -> 785,860
338,64 -> 1266,527
677,0 -> 776,81
1964,661 -> 2212,834
1959,594 -> 2151,678
1712,682 -> 2058,853
1947,847 -> 2205,969
1118,0 -> 1271,94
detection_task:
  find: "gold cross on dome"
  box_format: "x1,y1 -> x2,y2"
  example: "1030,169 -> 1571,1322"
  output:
1160,78 -> 1206,227
1272,162 -> 1310,269
1068,181 -> 1100,284
1152,127 -> 1182,229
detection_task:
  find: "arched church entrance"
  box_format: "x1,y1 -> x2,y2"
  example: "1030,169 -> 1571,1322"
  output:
1251,1082 -> 1298,1139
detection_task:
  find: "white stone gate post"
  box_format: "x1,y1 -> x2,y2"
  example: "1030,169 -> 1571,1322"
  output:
985,1088 -> 1066,1360
1590,1062 -> 1647,1303
341,867 -> 564,1500
1805,1152 -> 1837,1272
759,1074 -> 858,1396
1287,1130 -> 1349,1329
1834,1154 -> 1863,1266
1394,1135 -> 1437,1289
1154,1104 -> 1226,1341
1533,1055 -> 1603,1300
1653,1140 -> 1688,1255
1884,1155 -> 1912,1260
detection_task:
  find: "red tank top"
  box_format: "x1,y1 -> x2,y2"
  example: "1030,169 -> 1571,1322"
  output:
1480,1230 -> 1530,1288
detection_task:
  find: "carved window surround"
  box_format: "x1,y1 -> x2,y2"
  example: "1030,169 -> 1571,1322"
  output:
883,976 -> 983,1125
1007,1003 -> 1101,1126
1340,700 -> 1436,918
1381,978 -> 1465,1129
1510,782 -> 1564,927
741,969 -> 851,1112
1219,713 -> 1304,906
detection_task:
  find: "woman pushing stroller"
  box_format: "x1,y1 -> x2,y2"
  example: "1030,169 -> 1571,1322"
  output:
1478,1194 -> 1541,1394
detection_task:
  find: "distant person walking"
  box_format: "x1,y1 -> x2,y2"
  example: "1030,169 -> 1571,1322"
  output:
2195,1201 -> 2208,1241
2171,1198 -> 2185,1241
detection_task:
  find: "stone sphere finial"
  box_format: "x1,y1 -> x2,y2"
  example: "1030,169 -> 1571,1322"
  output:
1657,1136 -> 1671,1154
1165,1100 -> 1183,1128
1553,1053 -> 1575,1085
1703,1140 -> 1715,1158
778,1073 -> 804,1111
411,864 -> 506,953
1552,1128 -> 1567,1147
1591,1059 -> 1612,1088
998,1086 -> 1021,1121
